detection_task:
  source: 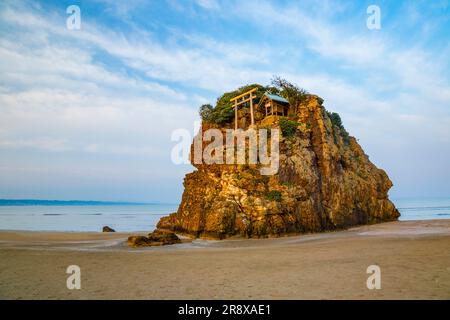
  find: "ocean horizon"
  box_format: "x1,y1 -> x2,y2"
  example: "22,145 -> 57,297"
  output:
0,201 -> 178,232
0,197 -> 449,232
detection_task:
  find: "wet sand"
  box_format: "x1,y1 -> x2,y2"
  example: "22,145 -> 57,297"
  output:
0,220 -> 449,299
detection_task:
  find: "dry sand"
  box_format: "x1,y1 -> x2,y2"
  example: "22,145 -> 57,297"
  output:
0,220 -> 449,299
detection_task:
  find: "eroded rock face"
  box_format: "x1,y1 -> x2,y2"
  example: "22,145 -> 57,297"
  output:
158,95 -> 399,239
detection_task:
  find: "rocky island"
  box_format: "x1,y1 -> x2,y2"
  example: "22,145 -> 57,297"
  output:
156,79 -> 400,241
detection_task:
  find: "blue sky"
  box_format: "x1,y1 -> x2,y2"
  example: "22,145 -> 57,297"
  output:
0,0 -> 449,202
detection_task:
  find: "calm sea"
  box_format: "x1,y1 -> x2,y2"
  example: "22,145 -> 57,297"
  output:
0,203 -> 178,232
0,198 -> 449,232
392,197 -> 450,221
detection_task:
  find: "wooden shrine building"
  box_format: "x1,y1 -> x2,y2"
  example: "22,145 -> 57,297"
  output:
258,92 -> 290,117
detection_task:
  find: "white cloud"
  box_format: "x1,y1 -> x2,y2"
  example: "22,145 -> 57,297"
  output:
195,0 -> 220,10
0,1 -> 200,168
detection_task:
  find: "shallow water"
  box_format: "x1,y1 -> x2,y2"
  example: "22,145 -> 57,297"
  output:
393,197 -> 450,221
0,204 -> 177,232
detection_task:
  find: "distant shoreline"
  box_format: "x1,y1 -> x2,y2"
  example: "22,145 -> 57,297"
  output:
0,199 -> 174,206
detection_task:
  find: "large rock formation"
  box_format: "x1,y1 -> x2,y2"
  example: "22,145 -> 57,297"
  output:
158,93 -> 399,239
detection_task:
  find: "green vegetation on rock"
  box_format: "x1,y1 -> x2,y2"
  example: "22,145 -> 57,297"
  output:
266,190 -> 282,202
326,111 -> 350,144
279,117 -> 299,138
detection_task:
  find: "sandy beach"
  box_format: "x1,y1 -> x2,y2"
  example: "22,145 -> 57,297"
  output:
0,220 -> 449,300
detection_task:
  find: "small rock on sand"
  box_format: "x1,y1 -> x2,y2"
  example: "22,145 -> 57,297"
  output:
127,229 -> 180,247
102,226 -> 116,232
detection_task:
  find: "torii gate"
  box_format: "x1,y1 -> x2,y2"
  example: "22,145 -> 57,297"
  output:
230,88 -> 257,130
